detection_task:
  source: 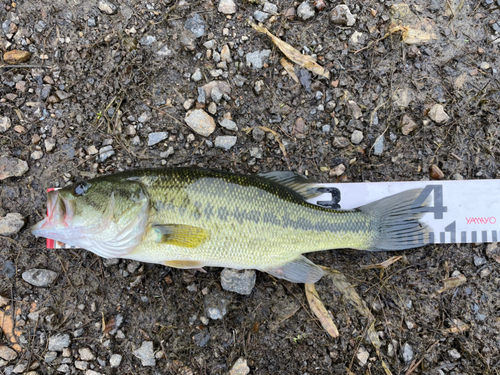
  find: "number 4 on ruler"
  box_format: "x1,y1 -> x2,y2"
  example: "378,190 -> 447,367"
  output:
412,185 -> 448,219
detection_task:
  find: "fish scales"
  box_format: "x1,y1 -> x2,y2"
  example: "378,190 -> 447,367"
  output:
31,168 -> 429,283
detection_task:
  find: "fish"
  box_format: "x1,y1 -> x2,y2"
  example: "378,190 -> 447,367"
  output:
31,168 -> 429,284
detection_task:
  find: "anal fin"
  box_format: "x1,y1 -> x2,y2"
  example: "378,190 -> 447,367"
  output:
153,224 -> 209,248
261,256 -> 325,284
164,260 -> 206,271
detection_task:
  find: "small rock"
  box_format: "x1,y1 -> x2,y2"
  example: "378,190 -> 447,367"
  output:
197,87 -> 206,104
333,137 -> 350,148
13,363 -> 28,373
220,119 -> 238,131
98,0 -> 118,15
0,213 -> 24,236
183,99 -> 195,110
75,361 -> 88,370
215,136 -> 237,150
479,61 -> 490,70
44,138 -> 56,152
48,334 -> 71,352
204,292 -> 229,320
373,136 -> 384,156
428,104 -> 450,123
314,0 -> 326,11
99,145 -> 115,162
263,2 -> 278,14
139,35 -> 156,46
402,343 -> 414,363
3,50 -> 31,64
220,45 -> 231,62
185,109 -> 216,137
429,164 -> 444,180
356,347 -> 370,366
330,5 -> 356,26
22,269 -> 58,287
246,50 -> 271,69
330,164 -> 345,177
448,349 -> 461,360
474,255 -> 487,267
0,156 -> 29,180
347,100 -> 362,119
221,269 -> 256,295
218,0 -> 236,14
157,44 -> 173,57
211,86 -> 223,103
133,341 -> 155,367
79,348 -> 95,361
191,68 -> 202,81
55,90 -> 71,100
86,370 -> 104,375
45,351 -> 58,363
0,346 -> 17,361
110,354 -> 122,367
297,2 -> 315,20
351,130 -> 363,145
180,29 -> 197,51
401,114 -> 418,135
87,17 -> 97,27
86,145 -> 98,155
229,357 -> 250,375
207,102 -> 217,114
254,80 -> 265,95
284,7 -> 296,20
138,112 -> 151,123
0,116 -> 11,132
184,14 -> 206,38
147,132 -> 168,146
254,10 -> 270,22
31,150 -> 44,160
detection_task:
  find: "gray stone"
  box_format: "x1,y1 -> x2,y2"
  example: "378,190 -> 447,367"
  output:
31,150 -> 44,160
57,364 -> 70,373
185,109 -> 216,137
160,146 -> 175,158
0,346 -> 17,361
138,112 -> 151,123
215,135 -> 237,150
356,347 -> 369,366
0,116 -> 11,132
87,17 -> 96,27
448,348 -> 461,360
234,74 -> 247,87
133,341 -> 155,367
330,4 -> 356,26
204,292 -> 229,319
402,343 -> 414,363
348,100 -> 362,119
207,102 -> 217,114
297,2 -> 315,20
44,138 -> 56,152
197,86 -> 206,104
79,348 -> 95,361
99,145 -> 115,162
147,132 -> 168,146
351,130 -> 363,145
45,351 -> 57,363
184,14 -> 206,38
22,269 -> 58,287
180,29 -> 196,51
156,45 -> 173,57
246,50 -> 272,69
75,361 -> 88,370
263,2 -> 278,14
428,104 -> 450,123
221,269 -> 256,295
48,334 -> 71,352
191,68 -> 202,81
254,80 -> 265,95
0,213 -> 25,236
55,90 -> 71,100
139,35 -> 156,46
110,354 -> 122,367
211,86 -> 223,103
474,255 -> 487,267
86,370 -> 104,375
254,10 -> 270,22
322,125 -> 331,133
220,119 -> 238,131
12,362 -> 27,373
252,127 -> 265,141
218,0 -> 236,14
98,0 -> 118,15
229,357 -> 250,375
333,137 -> 350,148
373,136 -> 384,156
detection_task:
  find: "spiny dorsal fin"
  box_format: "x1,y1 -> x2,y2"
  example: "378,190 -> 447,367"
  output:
257,171 -> 320,200
153,224 -> 209,248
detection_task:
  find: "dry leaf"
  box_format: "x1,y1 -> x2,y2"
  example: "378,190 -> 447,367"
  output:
360,256 -> 402,270
437,274 -> 466,294
442,318 -> 470,334
252,23 -> 330,79
280,58 -> 299,83
305,283 -> 339,338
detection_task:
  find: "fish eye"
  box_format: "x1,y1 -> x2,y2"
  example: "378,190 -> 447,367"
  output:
73,181 -> 91,196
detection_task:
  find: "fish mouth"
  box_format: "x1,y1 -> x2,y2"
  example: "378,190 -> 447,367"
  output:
31,190 -> 76,237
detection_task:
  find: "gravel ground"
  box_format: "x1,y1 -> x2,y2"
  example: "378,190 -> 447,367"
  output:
1,0 -> 500,374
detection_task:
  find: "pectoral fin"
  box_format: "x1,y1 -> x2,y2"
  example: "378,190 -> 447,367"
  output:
261,256 -> 325,284
153,224 -> 209,248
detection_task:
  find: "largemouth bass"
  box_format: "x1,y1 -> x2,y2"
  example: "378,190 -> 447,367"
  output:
31,168 -> 429,283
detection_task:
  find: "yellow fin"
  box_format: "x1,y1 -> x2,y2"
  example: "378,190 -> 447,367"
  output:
163,260 -> 205,269
153,224 -> 209,248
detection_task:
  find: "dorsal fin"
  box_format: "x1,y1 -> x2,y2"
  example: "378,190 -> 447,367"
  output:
258,171 -> 321,200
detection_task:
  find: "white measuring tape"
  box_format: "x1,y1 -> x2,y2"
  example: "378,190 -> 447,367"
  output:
310,180 -> 500,244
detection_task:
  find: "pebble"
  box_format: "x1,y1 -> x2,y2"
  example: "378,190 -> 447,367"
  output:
373,136 -> 384,156
401,114 -> 418,135
330,5 -> 356,26
0,116 -> 11,132
351,130 -> 363,144
31,150 -> 44,160
44,138 -> 56,152
157,44 -> 173,57
254,10 -> 270,22
48,334 -> 71,352
86,370 -> 104,375
347,100 -> 362,119
0,345 -> 17,361
183,99 -> 195,110
254,80 -> 265,95
13,363 -> 27,373
79,348 -> 95,361
139,35 -> 156,46
3,50 -> 31,64
229,357 -> 250,375
218,0 -> 236,14
246,50 -> 271,69
263,2 -> 278,14
221,269 -> 256,295
197,87 -> 206,104
99,145 -> 115,162
75,361 -> 88,370
98,0 -> 118,14
193,331 -> 210,347
133,341 -> 155,367
356,347 -> 369,366
428,104 -> 450,123
110,354 -> 122,367
185,109 -> 216,137
55,90 -> 71,100
184,14 -> 206,38
138,112 -> 151,123
22,268 -> 58,287
180,30 -> 196,51
204,292 -> 229,320
474,255 -> 487,267
45,351 -> 57,363
252,127 -> 265,141
0,213 -> 25,236
429,164 -> 444,180
207,102 -> 217,114
479,61 -> 490,70
402,343 -> 414,363
219,119 -> 238,131
191,68 -> 202,81
448,349 -> 461,360
333,136 -> 350,148
297,1 -> 315,20
211,86 -> 223,103
330,164 -> 345,177
215,136 -> 237,150
221,45 -> 231,62
147,132 -> 168,146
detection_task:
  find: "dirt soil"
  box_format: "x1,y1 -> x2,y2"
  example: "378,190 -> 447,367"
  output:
1,0 -> 500,374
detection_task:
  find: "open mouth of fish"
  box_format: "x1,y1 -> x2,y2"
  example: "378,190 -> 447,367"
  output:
31,190 -> 76,238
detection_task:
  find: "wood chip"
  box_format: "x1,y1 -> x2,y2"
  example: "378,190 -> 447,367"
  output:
305,283 -> 339,338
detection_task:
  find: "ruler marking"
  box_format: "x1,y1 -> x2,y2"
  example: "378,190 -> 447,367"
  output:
472,231 -> 477,243
461,231 -> 466,243
440,232 -> 445,243
429,232 -> 435,244
482,231 -> 487,242
493,231 -> 497,242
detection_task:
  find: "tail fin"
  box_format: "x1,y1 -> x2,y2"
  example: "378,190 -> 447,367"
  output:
359,189 -> 430,251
